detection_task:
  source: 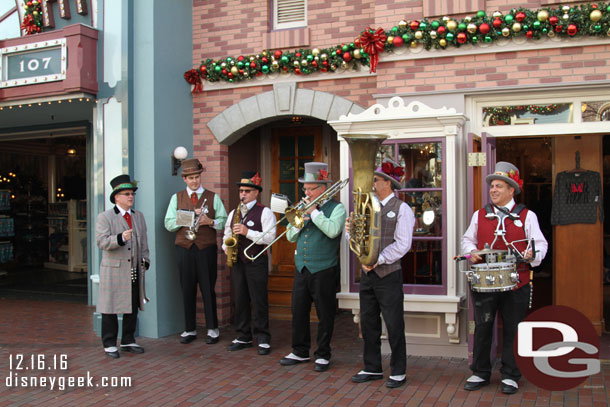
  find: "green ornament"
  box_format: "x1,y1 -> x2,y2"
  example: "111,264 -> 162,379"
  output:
261,65 -> 269,73
484,35 -> 492,43
446,32 -> 454,41
542,28 -> 548,34
458,22 -> 467,31
342,44 -> 349,52
471,35 -> 479,43
431,20 -> 440,29
214,65 -> 221,73
477,10 -> 486,18
361,52 -> 368,58
505,14 -> 514,24
533,21 -> 541,30
306,54 -> 314,62
392,26 -> 398,33
607,5 -> 610,12
281,55 -> 289,64
523,25 -> 528,31
229,79 -> 233,83
594,24 -> 602,32
237,61 -> 244,69
419,22 -> 428,30
226,57 -> 233,63
402,33 -> 410,42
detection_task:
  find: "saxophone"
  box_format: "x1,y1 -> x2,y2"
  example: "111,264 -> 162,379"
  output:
224,202 -> 243,267
343,134 -> 388,266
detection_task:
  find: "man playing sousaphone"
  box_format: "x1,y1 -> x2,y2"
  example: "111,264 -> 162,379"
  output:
222,171 -> 276,355
164,158 -> 227,345
461,161 -> 547,394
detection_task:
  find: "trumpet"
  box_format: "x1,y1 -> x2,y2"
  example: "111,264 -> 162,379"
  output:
244,178 -> 349,261
185,198 -> 208,241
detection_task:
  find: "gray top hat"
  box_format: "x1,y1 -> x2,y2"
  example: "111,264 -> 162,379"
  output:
373,158 -> 404,190
298,162 -> 332,183
485,161 -> 522,195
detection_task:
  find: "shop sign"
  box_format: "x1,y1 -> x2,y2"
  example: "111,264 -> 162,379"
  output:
0,38 -> 67,88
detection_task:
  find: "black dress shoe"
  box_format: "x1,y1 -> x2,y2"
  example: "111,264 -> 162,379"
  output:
258,346 -> 271,355
180,335 -> 197,344
105,350 -> 120,359
351,373 -> 383,383
501,383 -> 518,395
227,341 -> 252,351
385,378 -> 406,388
120,344 -> 145,354
314,362 -> 329,372
205,335 -> 219,344
464,380 -> 489,391
279,357 -> 309,366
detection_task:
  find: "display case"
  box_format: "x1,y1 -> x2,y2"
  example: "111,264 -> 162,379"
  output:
44,199 -> 87,272
0,189 -> 14,266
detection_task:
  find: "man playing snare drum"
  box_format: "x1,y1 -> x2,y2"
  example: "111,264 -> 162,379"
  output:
461,161 -> 547,395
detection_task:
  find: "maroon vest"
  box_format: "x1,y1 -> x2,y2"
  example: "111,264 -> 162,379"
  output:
174,189 -> 217,250
477,206 -> 530,289
238,203 -> 267,263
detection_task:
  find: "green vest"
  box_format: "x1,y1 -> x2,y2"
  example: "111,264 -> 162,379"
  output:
295,200 -> 341,274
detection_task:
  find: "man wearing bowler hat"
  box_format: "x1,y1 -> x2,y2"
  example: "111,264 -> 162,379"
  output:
96,174 -> 150,359
279,162 -> 346,372
222,171 -> 276,355
462,161 -> 547,394
164,158 -> 227,345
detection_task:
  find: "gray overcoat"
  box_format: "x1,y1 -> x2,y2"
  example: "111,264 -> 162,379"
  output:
96,206 -> 150,314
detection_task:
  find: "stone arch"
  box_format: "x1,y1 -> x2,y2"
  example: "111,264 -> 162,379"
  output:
207,82 -> 366,145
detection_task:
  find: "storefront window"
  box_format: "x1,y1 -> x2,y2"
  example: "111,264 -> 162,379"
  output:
582,101 -> 610,122
483,103 -> 573,126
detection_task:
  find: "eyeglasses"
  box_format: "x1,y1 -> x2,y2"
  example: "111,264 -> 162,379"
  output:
118,192 -> 136,196
239,189 -> 255,194
302,185 -> 322,193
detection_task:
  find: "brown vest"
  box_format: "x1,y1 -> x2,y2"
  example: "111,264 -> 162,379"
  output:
174,189 -> 218,250
374,196 -> 403,278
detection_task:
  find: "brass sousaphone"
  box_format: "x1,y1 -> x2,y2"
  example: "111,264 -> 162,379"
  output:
343,134 -> 388,266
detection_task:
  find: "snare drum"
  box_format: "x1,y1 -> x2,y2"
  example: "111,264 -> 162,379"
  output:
467,262 -> 518,292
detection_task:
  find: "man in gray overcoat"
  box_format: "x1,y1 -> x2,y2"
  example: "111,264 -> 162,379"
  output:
96,174 -> 150,359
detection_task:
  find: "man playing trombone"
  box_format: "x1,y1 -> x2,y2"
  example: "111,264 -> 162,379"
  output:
164,158 -> 227,345
222,171 -> 276,355
279,162 -> 346,373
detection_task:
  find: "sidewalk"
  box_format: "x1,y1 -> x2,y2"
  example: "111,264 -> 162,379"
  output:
0,297 -> 609,407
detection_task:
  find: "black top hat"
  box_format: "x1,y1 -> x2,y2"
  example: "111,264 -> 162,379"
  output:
236,171 -> 263,191
109,174 -> 138,204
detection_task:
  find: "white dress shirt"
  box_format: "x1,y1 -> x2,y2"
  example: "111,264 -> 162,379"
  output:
222,200 -> 277,250
461,199 -> 548,267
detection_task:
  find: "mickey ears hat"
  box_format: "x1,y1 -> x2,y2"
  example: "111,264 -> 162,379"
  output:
485,161 -> 523,195
374,158 -> 404,189
181,158 -> 204,176
298,162 -> 332,183
237,171 -> 263,191
109,174 -> 138,204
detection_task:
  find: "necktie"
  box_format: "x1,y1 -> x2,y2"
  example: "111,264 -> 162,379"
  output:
191,192 -> 198,206
496,206 -> 509,219
240,203 -> 248,218
123,212 -> 132,228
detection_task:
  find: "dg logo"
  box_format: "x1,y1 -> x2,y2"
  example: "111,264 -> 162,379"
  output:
515,305 -> 600,391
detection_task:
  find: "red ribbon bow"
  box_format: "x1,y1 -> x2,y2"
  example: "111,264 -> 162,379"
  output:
381,162 -> 404,181
183,69 -> 203,94
359,27 -> 387,73
508,170 -> 524,190
317,169 -> 329,181
250,172 -> 262,186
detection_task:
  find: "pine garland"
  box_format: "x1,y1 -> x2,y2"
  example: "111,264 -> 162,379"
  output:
21,0 -> 43,35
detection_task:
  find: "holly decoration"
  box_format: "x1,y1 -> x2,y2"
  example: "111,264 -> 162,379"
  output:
21,1 -> 43,35
185,3 -> 610,87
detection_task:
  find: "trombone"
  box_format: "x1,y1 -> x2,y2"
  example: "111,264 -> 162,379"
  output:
244,178 -> 349,261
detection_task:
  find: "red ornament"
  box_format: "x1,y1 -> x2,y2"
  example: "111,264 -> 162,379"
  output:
359,27 -> 387,73
323,61 -> 328,66
200,65 -> 206,74
354,38 -> 361,47
437,26 -> 446,35
222,69 -> 227,75
410,20 -> 420,30
479,23 -> 490,35
592,4 -> 598,8
295,52 -> 302,58
274,50 -> 282,59
262,57 -> 269,64
567,24 -> 577,36
392,36 -> 404,47
311,61 -> 318,67
493,18 -> 502,29
228,73 -> 234,79
237,55 -> 245,62
336,48 -> 341,55
457,32 -> 467,44
250,62 -> 256,68
526,30 -> 533,38
555,25 -> 563,32
239,69 -> 244,74
294,68 -> 301,75
343,52 -> 352,61
549,16 -> 558,25
515,12 -> 526,22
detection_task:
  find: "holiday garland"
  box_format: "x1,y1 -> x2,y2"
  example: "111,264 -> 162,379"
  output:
185,3 -> 610,89
483,104 -> 570,125
21,0 -> 43,35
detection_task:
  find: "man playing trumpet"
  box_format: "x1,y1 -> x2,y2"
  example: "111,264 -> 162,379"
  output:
164,158 -> 227,345
222,171 -> 276,355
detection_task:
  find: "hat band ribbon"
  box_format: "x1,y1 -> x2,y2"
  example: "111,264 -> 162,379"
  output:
113,183 -> 134,191
240,178 -> 254,184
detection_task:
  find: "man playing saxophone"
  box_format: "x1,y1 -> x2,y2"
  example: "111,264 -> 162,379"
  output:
279,162 -> 346,373
222,171 -> 276,355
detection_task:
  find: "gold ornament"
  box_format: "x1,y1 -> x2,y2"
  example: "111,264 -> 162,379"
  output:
243,70 -> 249,77
414,31 -> 423,40
493,11 -> 502,19
314,56 -> 319,61
447,20 -> 457,31
387,36 -> 394,44
439,38 -> 447,47
467,23 -> 477,34
502,27 -> 510,37
312,48 -> 320,56
353,49 -> 361,59
301,59 -> 308,66
464,16 -> 471,23
410,40 -> 418,48
562,13 -> 569,20
262,51 -> 268,57
250,56 -> 255,62
293,60 -> 300,67
341,61 -> 348,69
562,5 -> 570,12
512,22 -> 522,33
442,16 -> 449,22
330,64 -> 337,71
398,20 -> 407,29
272,60 -> 279,69
430,30 -> 437,39
231,66 -> 238,75
221,62 -> 227,68
320,53 -> 328,61
590,10 -> 602,22
537,10 -> 549,22
548,30 -> 555,38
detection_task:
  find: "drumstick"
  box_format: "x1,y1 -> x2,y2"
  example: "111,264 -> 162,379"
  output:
453,254 -> 472,261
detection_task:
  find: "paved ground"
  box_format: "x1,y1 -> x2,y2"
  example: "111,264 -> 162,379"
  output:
0,297 -> 609,406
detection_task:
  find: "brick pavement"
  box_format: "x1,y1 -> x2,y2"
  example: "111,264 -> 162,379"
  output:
0,298 -> 609,406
